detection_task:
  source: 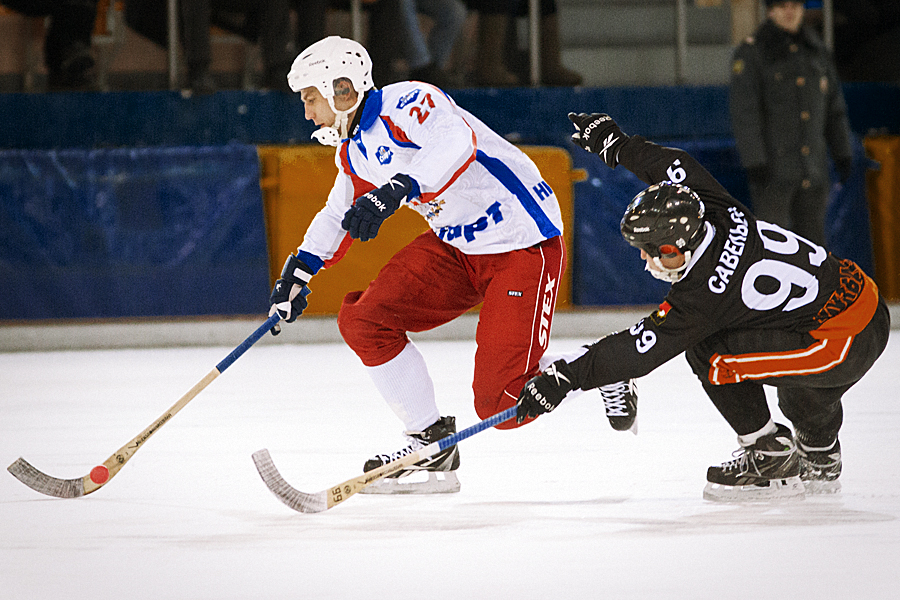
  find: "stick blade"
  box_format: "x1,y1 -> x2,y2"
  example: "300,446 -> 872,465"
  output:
252,449 -> 327,514
8,458 -> 85,498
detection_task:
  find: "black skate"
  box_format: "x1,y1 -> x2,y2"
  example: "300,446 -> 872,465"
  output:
599,379 -> 637,434
703,423 -> 805,501
360,416 -> 460,495
797,437 -> 842,495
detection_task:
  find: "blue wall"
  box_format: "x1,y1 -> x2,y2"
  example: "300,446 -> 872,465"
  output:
1,83 -> 897,150
0,145 -> 269,319
1,84 -> 895,319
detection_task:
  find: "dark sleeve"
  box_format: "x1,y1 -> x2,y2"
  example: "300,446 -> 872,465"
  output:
728,43 -> 767,170
616,135 -> 735,202
565,316 -> 680,389
565,294 -> 718,390
824,59 -> 854,162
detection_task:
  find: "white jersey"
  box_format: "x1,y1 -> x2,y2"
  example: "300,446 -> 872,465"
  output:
297,81 -> 563,270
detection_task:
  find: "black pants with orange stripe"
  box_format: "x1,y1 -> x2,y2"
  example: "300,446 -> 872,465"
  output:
685,296 -> 890,445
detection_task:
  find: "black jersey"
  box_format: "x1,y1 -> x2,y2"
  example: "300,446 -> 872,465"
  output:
569,136 -> 878,390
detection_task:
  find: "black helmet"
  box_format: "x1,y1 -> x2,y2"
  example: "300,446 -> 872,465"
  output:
620,182 -> 706,258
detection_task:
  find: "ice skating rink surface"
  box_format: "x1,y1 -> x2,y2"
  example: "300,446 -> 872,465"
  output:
2,322 -> 898,599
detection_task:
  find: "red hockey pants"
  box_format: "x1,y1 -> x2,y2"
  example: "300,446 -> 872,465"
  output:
337,231 -> 565,429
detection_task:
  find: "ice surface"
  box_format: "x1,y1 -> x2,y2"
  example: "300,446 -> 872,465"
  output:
2,333 -> 899,599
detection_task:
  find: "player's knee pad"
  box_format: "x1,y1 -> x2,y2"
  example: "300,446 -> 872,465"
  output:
474,376 -> 529,430
336,291 -> 367,347
338,290 -> 407,367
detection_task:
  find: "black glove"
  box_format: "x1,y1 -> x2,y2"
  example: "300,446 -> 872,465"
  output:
268,254 -> 313,335
341,174 -> 416,241
516,360 -> 577,424
745,165 -> 768,189
836,157 -> 853,185
568,112 -> 629,168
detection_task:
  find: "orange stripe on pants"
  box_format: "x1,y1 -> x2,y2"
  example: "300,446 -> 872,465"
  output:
708,336 -> 854,385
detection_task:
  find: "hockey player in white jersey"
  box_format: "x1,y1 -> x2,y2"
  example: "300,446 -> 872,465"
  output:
268,36 -> 625,494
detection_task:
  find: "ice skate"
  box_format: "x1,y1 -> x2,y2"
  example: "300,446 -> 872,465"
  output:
703,423 -> 805,501
797,437 -> 842,494
360,416 -> 460,495
599,379 -> 637,434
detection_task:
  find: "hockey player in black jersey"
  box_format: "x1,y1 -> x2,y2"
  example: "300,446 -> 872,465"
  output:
516,112 -> 891,501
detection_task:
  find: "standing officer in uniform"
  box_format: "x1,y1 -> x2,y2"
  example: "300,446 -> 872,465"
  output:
729,0 -> 853,246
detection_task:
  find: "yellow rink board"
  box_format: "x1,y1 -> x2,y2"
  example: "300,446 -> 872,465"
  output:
258,145 -> 582,314
864,135 -> 900,301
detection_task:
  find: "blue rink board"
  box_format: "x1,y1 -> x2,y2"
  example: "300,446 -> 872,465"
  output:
0,84 -> 888,318
0,144 -> 269,320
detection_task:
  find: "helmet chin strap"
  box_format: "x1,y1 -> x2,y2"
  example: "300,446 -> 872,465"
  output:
311,94 -> 365,147
645,250 -> 692,283
311,125 -> 340,146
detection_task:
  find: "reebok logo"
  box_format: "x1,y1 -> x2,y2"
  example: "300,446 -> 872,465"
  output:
365,193 -> 388,212
599,132 -> 619,163
525,381 -> 555,412
582,114 -> 611,140
545,362 -> 571,387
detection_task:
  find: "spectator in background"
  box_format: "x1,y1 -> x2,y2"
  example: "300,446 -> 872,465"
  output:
509,0 -> 582,86
311,0 -> 465,88
1,0 -> 99,91
401,0 -> 467,88
465,0 -> 581,87
729,0 -> 853,246
300,0 -> 464,88
322,0 -> 409,87
292,0 -> 328,55
465,0 -> 519,86
125,0 -> 294,93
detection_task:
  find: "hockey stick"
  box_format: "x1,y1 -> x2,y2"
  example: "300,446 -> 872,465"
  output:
7,313 -> 281,499
252,406 -> 517,513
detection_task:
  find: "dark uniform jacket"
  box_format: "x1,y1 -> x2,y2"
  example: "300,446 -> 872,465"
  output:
566,136 -> 879,390
729,19 -> 853,189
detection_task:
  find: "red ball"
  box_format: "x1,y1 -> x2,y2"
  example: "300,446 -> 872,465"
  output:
90,465 -> 109,484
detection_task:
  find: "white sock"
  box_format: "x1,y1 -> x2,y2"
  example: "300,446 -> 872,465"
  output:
538,346 -> 591,401
366,342 -> 440,432
737,419 -> 777,447
538,345 -> 590,371
797,438 -> 837,453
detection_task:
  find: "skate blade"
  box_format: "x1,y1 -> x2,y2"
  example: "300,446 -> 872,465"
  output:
703,476 -> 805,502
609,416 -> 638,435
802,479 -> 842,495
360,471 -> 460,495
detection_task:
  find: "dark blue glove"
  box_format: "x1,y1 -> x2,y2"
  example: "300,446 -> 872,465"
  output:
268,254 -> 314,335
568,112 -> 629,168
836,157 -> 853,185
516,360 -> 577,423
341,174 -> 416,241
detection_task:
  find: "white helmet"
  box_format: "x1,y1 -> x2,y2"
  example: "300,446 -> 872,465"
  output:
288,36 -> 374,146
288,36 -> 373,96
